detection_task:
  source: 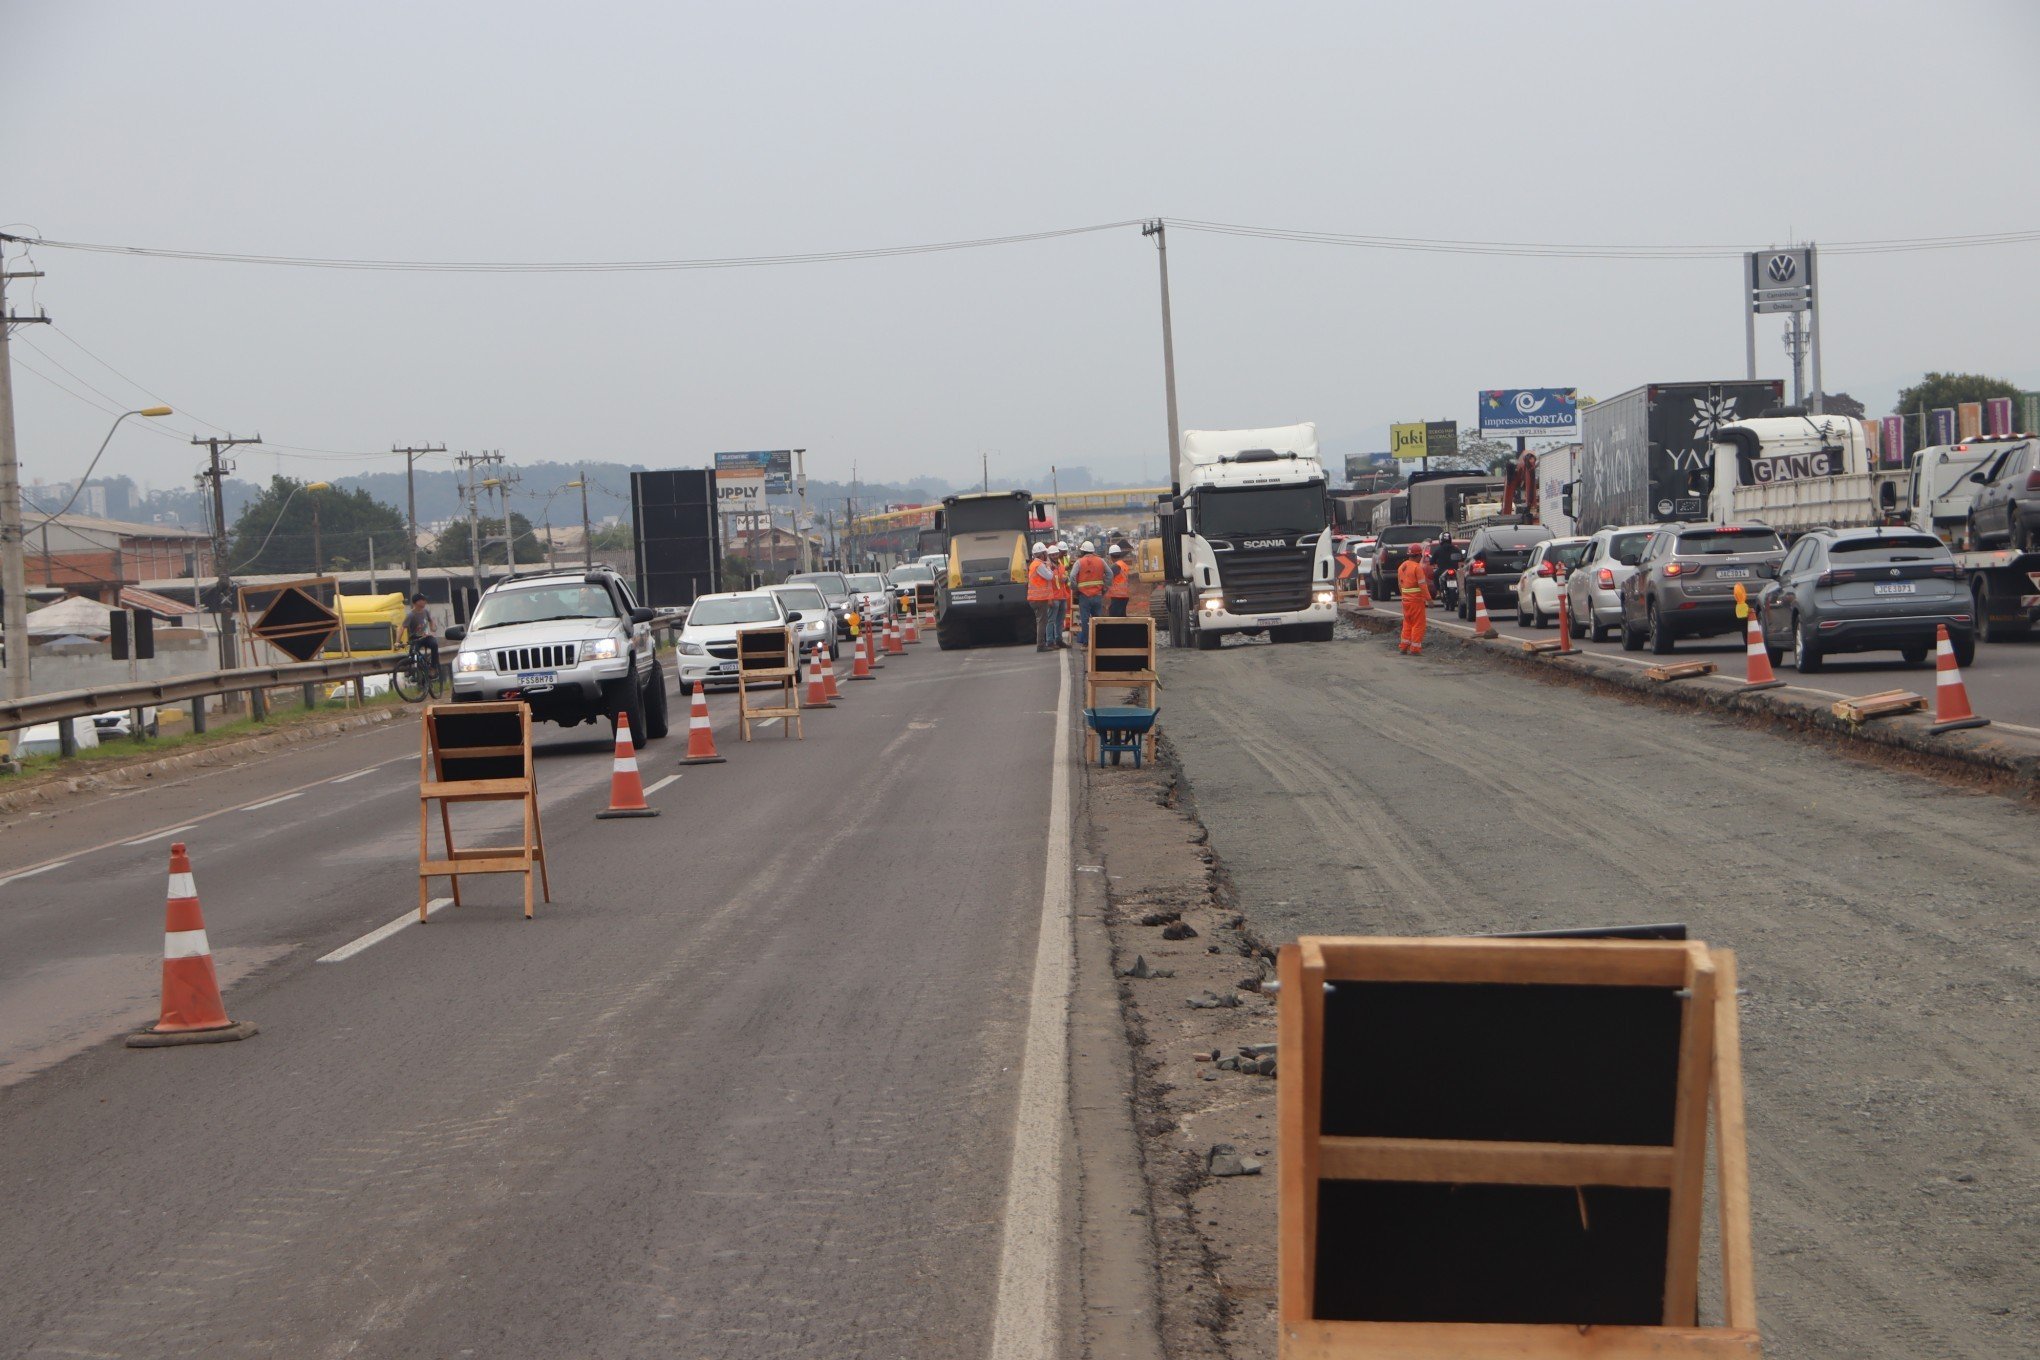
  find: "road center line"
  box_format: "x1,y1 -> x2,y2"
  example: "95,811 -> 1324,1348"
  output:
988,650 -> 1073,1360
327,767 -> 379,784
124,826 -> 197,847
316,897 -> 453,963
644,774 -> 680,795
0,861 -> 70,889
243,793 -> 304,812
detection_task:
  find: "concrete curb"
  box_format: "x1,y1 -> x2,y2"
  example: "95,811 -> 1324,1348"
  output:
0,706 -> 411,818
1341,604 -> 2040,794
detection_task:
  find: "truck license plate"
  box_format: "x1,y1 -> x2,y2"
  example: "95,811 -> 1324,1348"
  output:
516,670 -> 557,687
1873,583 -> 1916,596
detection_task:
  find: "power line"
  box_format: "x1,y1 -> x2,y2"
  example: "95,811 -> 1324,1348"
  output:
4,219 -> 2036,272
0,222 -> 1146,273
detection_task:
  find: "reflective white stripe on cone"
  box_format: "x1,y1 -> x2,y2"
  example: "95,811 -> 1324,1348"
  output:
1928,624 -> 1988,733
681,680 -> 727,763
597,712 -> 660,818
129,841 -> 256,1047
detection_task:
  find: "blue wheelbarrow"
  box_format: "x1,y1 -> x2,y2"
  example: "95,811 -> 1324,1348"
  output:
1083,705 -> 1159,767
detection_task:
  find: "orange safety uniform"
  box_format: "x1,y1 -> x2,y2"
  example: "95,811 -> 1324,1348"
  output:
1026,557 -> 1059,602
1105,560 -> 1132,599
1073,552 -> 1108,597
1397,555 -> 1430,654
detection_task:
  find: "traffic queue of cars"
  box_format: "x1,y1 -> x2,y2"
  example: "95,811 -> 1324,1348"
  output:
676,562 -> 935,691
1480,521 -> 1980,670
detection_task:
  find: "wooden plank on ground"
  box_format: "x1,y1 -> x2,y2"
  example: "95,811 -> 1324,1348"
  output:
1645,661 -> 1717,683
1831,690 -> 1925,723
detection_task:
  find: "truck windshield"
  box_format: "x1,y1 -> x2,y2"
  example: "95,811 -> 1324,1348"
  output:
944,496 -> 1032,535
1197,484 -> 1325,539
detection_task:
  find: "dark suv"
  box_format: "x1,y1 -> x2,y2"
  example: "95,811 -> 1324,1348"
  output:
1457,524 -> 1553,619
1368,523 -> 1443,602
1619,524 -> 1785,653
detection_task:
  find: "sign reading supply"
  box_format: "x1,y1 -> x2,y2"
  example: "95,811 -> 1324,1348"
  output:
714,468 -> 766,513
713,449 -> 794,494
1478,388 -> 1578,435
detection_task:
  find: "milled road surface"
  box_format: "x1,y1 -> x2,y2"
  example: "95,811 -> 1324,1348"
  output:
1160,628 -> 2037,1360
0,645 -> 1079,1359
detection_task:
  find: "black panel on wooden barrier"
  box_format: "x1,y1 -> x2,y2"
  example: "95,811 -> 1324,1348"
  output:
431,705 -> 527,783
1318,981 -> 1683,1147
631,469 -> 720,608
1314,1182 -> 1670,1326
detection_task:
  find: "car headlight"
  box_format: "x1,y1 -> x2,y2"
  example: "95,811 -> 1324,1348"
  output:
455,651 -> 484,674
584,637 -> 622,660
677,640 -> 706,656
801,618 -> 825,633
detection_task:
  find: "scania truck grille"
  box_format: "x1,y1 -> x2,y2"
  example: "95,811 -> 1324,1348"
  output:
1220,550 -> 1313,611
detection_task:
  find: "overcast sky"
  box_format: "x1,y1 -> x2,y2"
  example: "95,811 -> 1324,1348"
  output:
7,0 -> 2039,499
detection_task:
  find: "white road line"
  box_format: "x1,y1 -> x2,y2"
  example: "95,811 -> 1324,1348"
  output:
243,792 -> 303,812
0,861 -> 70,889
644,774 -> 680,796
316,897 -> 453,963
988,650 -> 1073,1360
327,767 -> 379,783
124,826 -> 197,847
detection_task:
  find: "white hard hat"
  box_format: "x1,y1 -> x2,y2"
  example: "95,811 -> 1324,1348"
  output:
1031,543 -> 1047,554
1079,539 -> 1095,553
1108,543 -> 1124,555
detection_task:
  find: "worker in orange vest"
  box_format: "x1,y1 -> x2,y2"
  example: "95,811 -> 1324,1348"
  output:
1397,549 -> 1430,654
1104,544 -> 1133,616
1072,539 -> 1109,645
1026,542 -> 1061,651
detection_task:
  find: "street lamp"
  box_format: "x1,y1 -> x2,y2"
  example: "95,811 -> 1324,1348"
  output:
2,406 -> 173,702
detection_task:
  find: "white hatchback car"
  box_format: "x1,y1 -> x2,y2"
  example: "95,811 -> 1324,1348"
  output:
1512,536 -> 1592,628
675,591 -> 796,690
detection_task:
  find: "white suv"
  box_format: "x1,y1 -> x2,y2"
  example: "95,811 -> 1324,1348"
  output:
448,570 -> 668,746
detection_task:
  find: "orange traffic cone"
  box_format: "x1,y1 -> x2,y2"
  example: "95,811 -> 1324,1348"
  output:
885,615 -> 905,655
1472,590 -> 1497,639
681,681 -> 727,764
1929,625 -> 1989,733
127,843 -> 257,1047
848,631 -> 874,681
1741,613 -> 1783,690
822,646 -> 844,699
866,624 -> 886,669
596,712 -> 660,818
805,643 -> 836,709
1354,574 -> 1372,608
903,611 -> 920,644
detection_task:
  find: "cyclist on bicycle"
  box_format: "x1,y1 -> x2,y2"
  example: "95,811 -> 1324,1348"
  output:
403,594 -> 440,676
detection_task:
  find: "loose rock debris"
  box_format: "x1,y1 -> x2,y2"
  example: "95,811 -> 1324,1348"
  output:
1117,954 -> 1175,980
1206,1143 -> 1263,1177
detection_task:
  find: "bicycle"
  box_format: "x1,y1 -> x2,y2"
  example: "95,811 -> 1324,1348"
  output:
391,638 -> 444,703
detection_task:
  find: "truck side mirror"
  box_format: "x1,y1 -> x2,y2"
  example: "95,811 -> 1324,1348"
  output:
1561,487 -> 1575,517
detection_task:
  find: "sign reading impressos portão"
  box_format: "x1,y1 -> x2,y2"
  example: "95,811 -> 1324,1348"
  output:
1478,387 -> 1578,435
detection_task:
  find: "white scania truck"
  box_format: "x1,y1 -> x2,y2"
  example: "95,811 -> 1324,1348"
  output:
1159,423 -> 1337,650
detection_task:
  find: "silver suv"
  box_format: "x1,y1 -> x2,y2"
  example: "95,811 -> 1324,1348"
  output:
1619,524 -> 1785,654
448,569 -> 669,747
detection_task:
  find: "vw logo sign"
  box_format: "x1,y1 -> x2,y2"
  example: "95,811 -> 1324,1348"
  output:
1513,391 -> 1546,415
1766,254 -> 1798,283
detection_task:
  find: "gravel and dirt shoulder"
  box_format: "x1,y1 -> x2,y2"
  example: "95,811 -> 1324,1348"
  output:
1083,625 -> 2036,1359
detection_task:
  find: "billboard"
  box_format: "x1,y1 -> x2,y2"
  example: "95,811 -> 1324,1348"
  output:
1957,402 -> 1983,440
1931,408 -> 1956,445
1880,415 -> 1905,470
1478,388 -> 1578,436
1390,422 -> 1460,461
713,449 -> 794,494
714,468 -> 766,517
1746,248 -> 1813,315
631,469 -> 720,607
2023,392 -> 2040,434
1986,397 -> 2013,437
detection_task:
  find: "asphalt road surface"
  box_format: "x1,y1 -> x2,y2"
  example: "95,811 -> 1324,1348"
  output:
1,643 -> 1077,1359
1160,628 -> 2037,1359
1354,594 -> 2040,734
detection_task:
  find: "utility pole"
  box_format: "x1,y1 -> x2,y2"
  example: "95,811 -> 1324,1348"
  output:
193,433 -> 263,671
393,443 -> 444,597
1,262 -> 51,700
579,468 -> 592,569
794,449 -> 812,573
1805,243 -> 1824,416
453,449 -> 501,607
982,451 -> 990,494
491,463 -> 519,568
1142,220 -> 1184,493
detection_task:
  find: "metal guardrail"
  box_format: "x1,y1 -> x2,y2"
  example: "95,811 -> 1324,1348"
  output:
0,655 -> 396,735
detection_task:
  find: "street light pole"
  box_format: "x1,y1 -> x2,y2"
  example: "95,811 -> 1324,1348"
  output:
578,471 -> 592,568
1142,219 -> 1184,493
1,263 -> 50,701
795,448 -> 812,573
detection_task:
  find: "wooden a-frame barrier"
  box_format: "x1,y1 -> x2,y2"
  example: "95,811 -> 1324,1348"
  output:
1278,935 -> 1760,1358
418,702 -> 550,920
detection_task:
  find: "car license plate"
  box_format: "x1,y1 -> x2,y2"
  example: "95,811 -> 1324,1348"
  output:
1716,567 -> 1750,580
516,670 -> 556,687
1873,583 -> 1916,595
